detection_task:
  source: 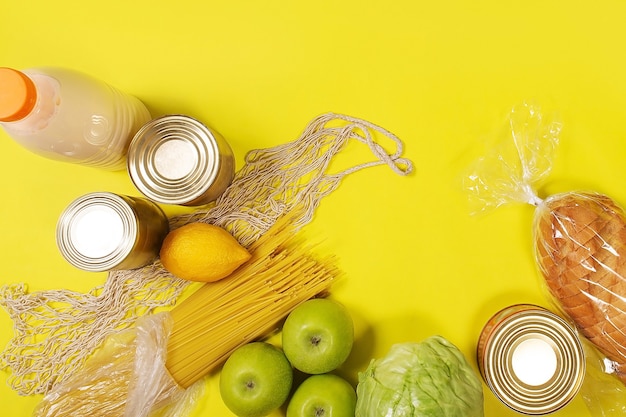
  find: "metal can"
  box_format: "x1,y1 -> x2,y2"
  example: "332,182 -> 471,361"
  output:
477,304 -> 585,415
56,192 -> 169,272
126,114 -> 235,206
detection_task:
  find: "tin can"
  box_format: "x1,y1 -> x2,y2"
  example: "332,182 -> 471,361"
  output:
127,114 -> 235,206
477,304 -> 585,415
56,192 -> 169,272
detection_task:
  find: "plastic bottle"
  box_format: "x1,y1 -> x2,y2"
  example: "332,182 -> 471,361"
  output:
0,67 -> 152,170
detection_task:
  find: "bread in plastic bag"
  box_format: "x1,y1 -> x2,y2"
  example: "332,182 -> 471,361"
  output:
464,102 -> 626,415
535,191 -> 626,380
33,312 -> 203,417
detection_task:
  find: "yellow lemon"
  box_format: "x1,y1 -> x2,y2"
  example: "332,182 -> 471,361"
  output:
160,222 -> 251,282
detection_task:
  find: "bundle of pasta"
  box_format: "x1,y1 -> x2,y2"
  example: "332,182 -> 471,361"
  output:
535,192 -> 626,383
33,212 -> 338,417
464,102 -> 626,400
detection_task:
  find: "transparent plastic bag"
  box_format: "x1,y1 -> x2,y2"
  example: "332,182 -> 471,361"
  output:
33,312 -> 204,417
464,102 -> 626,415
464,102 -> 560,213
581,338 -> 626,416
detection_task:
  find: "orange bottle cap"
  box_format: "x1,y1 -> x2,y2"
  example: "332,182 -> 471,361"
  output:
0,67 -> 37,122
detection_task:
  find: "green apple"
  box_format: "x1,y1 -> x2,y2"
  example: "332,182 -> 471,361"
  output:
286,373 -> 357,417
282,298 -> 354,374
219,342 -> 293,417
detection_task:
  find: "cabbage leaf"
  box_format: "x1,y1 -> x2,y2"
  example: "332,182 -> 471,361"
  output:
356,335 -> 484,417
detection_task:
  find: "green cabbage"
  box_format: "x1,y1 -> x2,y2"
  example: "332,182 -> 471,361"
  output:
355,335 -> 484,417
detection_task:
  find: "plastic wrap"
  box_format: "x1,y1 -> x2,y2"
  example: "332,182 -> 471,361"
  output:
33,312 -> 204,417
464,102 -> 560,213
464,103 -> 626,415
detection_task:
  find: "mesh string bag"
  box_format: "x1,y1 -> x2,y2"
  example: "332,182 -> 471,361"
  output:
0,112 -> 413,396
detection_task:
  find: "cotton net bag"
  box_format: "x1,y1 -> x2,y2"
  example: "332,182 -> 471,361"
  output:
0,112 -> 413,401
464,103 -> 626,415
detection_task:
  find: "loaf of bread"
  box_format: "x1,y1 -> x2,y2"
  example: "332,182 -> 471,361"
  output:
535,192 -> 626,383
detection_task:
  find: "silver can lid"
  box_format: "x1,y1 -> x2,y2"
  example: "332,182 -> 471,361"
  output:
127,115 -> 223,205
56,192 -> 138,272
478,305 -> 585,415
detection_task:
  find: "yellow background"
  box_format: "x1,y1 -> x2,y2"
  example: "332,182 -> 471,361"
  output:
2,1 -> 626,416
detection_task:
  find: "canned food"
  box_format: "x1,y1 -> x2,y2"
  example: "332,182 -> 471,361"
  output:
477,304 -> 585,415
127,114 -> 235,206
56,192 -> 169,272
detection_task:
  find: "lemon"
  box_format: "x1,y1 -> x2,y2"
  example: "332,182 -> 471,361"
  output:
160,222 -> 251,282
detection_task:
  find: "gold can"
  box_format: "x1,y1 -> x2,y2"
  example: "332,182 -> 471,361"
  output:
56,192 -> 169,272
127,114 -> 235,206
477,304 -> 585,415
